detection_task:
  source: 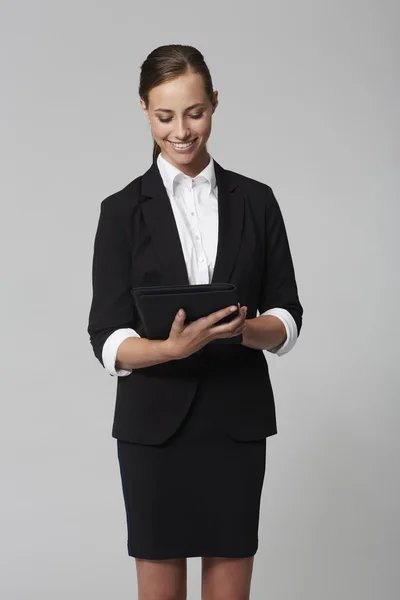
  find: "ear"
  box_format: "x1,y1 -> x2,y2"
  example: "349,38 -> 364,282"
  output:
140,98 -> 149,119
212,90 -> 219,113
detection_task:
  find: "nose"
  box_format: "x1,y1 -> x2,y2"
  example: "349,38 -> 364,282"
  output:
174,118 -> 191,141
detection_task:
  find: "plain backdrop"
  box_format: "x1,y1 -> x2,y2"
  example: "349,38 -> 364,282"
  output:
1,1 -> 399,598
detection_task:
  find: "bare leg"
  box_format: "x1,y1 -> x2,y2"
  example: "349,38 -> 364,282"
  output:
201,556 -> 255,600
135,557 -> 187,600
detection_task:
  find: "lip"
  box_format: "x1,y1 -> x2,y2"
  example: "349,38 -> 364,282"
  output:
168,138 -> 198,153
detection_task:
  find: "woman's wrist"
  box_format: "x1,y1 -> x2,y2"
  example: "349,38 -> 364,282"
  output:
116,336 -> 177,369
240,316 -> 287,350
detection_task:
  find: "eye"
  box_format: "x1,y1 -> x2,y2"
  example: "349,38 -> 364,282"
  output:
157,112 -> 204,124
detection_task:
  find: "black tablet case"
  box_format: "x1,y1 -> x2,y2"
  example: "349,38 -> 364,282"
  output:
131,283 -> 242,345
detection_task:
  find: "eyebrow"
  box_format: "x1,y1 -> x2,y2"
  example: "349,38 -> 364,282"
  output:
154,103 -> 205,113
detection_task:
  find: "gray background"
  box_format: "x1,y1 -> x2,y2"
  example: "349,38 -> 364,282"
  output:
1,0 -> 399,598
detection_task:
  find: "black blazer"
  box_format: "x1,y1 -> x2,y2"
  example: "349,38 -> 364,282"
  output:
87,157 -> 303,445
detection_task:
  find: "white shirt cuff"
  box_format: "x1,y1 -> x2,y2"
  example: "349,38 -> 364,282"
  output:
260,308 -> 298,356
102,328 -> 141,376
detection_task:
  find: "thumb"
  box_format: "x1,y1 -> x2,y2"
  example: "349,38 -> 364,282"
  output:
170,308 -> 185,334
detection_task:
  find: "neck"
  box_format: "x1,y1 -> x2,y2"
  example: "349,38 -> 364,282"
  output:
161,148 -> 210,178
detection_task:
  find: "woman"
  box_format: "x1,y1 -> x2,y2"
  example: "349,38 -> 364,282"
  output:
88,44 -> 303,600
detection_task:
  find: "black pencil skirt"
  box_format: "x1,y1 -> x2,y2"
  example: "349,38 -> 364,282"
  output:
116,379 -> 267,560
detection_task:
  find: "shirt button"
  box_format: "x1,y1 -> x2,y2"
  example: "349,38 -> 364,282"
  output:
191,212 -> 195,216
199,256 -> 205,262
196,234 -> 200,239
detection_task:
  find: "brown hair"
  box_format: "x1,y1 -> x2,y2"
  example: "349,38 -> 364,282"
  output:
139,44 -> 215,163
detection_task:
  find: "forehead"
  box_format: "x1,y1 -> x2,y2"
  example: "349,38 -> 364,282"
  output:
148,72 -> 207,110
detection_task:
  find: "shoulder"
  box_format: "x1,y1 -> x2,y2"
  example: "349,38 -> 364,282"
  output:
100,174 -> 143,218
224,166 -> 278,210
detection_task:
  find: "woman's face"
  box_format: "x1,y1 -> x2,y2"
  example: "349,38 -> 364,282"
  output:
141,71 -> 218,174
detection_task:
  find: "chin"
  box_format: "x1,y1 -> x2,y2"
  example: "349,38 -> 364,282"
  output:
165,147 -> 200,160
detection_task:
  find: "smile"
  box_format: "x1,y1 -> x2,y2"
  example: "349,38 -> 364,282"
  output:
169,139 -> 197,149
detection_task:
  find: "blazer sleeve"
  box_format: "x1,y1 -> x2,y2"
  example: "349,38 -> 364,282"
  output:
257,186 -> 303,337
87,196 -> 137,368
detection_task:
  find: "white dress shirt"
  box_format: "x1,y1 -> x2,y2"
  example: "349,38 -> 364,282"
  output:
102,153 -> 298,376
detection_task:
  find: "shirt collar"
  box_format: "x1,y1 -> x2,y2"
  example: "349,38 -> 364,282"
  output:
157,152 -> 217,197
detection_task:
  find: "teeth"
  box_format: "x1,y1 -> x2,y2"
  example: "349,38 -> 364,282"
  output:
171,140 -> 195,148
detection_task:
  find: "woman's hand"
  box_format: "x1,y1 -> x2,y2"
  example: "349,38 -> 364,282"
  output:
164,304 -> 248,360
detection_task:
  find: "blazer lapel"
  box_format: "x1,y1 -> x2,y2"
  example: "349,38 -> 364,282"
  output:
139,157 -> 245,286
140,160 -> 190,285
211,159 -> 244,284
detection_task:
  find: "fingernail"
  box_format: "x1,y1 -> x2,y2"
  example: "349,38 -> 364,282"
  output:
178,309 -> 183,316
230,306 -> 237,312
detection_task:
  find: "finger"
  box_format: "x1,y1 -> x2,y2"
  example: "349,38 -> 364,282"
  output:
205,304 -> 240,327
225,315 -> 247,333
213,305 -> 246,331
170,308 -> 186,334
226,305 -> 247,326
210,310 -> 246,336
211,320 -> 246,339
230,323 -> 246,337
